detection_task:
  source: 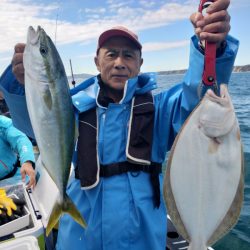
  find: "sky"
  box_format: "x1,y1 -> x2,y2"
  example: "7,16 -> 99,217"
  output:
0,0 -> 249,76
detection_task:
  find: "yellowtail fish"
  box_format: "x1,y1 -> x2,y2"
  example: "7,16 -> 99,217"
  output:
23,26 -> 87,236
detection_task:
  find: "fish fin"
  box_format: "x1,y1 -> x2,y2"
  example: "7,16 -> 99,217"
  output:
43,87 -> 53,110
45,194 -> 87,237
63,194 -> 87,229
46,201 -> 62,236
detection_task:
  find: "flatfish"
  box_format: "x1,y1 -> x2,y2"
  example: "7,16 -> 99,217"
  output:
164,84 -> 244,250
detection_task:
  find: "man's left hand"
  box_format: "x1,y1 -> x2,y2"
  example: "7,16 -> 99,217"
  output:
190,0 -> 231,46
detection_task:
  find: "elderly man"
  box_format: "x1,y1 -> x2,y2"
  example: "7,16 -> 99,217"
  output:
0,0 -> 238,249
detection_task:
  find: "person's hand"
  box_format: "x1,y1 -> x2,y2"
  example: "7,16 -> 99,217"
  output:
0,189 -> 17,216
190,0 -> 230,47
11,43 -> 26,84
20,161 -> 36,188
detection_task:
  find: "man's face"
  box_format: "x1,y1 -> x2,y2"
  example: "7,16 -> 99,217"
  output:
94,36 -> 143,92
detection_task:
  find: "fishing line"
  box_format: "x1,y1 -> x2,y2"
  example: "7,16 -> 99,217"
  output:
54,0 -> 61,46
55,12 -> 58,46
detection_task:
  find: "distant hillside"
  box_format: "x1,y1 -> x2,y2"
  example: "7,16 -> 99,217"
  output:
68,73 -> 93,86
67,65 -> 250,84
157,64 -> 250,75
68,73 -> 93,81
233,64 -> 250,72
157,69 -> 187,75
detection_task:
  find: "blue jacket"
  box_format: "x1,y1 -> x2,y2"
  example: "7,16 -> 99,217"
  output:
0,35 -> 239,250
0,115 -> 35,179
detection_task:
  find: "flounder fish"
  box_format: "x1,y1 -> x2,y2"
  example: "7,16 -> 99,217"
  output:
164,84 -> 244,250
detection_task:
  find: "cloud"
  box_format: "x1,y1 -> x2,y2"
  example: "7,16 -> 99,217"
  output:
107,0 -> 134,10
0,0 -> 59,52
83,7 -> 106,19
142,40 -> 190,52
0,0 -> 196,54
84,8 -> 106,14
139,1 -> 156,8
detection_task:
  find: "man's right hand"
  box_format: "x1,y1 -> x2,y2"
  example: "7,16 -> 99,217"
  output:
11,43 -> 26,85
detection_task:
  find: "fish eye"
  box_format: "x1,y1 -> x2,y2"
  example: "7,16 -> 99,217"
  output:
40,46 -> 48,56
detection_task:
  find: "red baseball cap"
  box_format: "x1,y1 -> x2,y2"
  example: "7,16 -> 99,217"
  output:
97,26 -> 142,51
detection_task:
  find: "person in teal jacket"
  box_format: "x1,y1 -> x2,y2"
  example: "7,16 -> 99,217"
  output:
0,115 -> 36,187
0,91 -> 10,117
0,0 -> 238,249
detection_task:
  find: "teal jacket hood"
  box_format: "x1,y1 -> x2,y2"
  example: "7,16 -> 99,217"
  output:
71,73 -> 158,113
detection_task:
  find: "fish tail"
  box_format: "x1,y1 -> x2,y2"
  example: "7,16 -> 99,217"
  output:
45,194 -> 87,236
63,194 -> 88,229
188,242 -> 207,250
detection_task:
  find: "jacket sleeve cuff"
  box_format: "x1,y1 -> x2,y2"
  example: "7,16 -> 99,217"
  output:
185,35 -> 239,86
0,65 -> 35,139
0,64 -> 25,95
198,40 -> 227,57
18,142 -> 36,167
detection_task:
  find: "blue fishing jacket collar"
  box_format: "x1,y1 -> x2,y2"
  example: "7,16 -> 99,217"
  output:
71,73 -> 158,113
